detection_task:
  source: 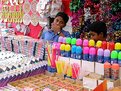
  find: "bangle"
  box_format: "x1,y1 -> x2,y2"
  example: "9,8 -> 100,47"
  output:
57,32 -> 61,35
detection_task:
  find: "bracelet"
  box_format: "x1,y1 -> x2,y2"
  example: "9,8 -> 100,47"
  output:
57,32 -> 61,35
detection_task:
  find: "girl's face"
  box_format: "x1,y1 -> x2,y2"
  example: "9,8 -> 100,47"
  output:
52,16 -> 65,29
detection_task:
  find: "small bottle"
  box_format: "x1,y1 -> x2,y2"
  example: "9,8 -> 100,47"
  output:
118,51 -> 121,66
89,39 -> 95,48
104,49 -> 111,63
60,44 -> 65,57
64,44 -> 71,57
111,63 -> 120,80
115,42 -> 121,53
108,42 -> 114,52
63,37 -> 66,44
104,62 -> 111,78
101,41 -> 107,50
89,47 -> 96,62
83,39 -> 89,47
71,45 -> 77,59
96,40 -> 102,48
111,50 -> 118,64
66,37 -> 71,44
83,47 -> 89,61
71,38 -> 77,45
75,46 -> 82,60
76,39 -> 82,46
58,36 -> 63,43
97,48 -> 104,63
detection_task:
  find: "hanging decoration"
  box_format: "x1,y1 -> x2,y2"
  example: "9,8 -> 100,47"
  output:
23,14 -> 31,25
1,5 -> 23,23
19,0 -> 24,4
70,0 -> 84,38
49,0 -> 63,18
0,12 -> 2,22
31,0 -> 37,14
36,0 -> 51,18
36,0 -> 51,27
70,0 -> 84,12
30,13 -> 39,26
23,0 -> 31,14
70,0 -> 121,41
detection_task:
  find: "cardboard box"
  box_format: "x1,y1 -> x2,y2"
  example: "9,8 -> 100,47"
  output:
83,73 -> 102,90
83,76 -> 98,90
82,60 -> 95,73
95,62 -> 104,75
98,79 -> 120,90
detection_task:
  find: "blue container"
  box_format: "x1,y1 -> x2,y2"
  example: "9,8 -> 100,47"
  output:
71,45 -> 76,59
75,46 -> 82,60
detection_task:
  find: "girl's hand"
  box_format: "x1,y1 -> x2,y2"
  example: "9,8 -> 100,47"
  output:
51,23 -> 61,33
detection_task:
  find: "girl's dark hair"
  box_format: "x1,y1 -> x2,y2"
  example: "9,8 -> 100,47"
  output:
55,12 -> 69,24
88,21 -> 107,37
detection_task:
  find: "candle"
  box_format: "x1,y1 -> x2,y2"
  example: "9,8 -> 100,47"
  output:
63,62 -> 69,75
51,46 -> 57,68
72,63 -> 80,79
60,61 -> 65,73
66,64 -> 72,77
56,61 -> 61,74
